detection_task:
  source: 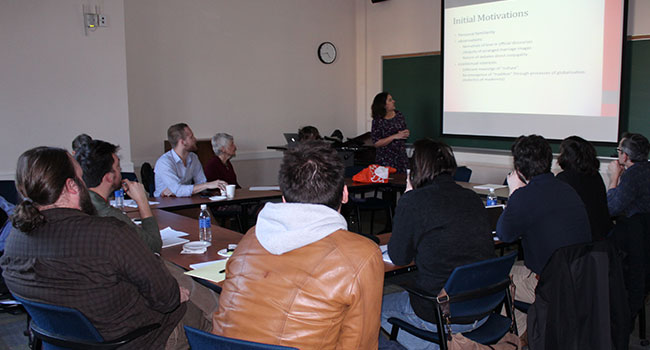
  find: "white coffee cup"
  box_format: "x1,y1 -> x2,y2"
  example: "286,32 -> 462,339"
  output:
226,184 -> 236,199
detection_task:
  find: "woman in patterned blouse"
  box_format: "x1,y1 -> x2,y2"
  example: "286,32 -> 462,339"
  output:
371,92 -> 410,173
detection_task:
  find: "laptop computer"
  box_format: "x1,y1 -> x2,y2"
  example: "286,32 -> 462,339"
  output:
283,133 -> 299,146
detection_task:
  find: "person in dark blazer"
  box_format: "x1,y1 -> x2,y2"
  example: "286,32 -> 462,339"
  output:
381,139 -> 494,350
556,135 -> 612,240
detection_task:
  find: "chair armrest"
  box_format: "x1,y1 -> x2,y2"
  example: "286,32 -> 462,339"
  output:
31,322 -> 160,350
387,317 -> 444,343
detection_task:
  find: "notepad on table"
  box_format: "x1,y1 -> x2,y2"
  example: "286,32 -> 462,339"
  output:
184,259 -> 228,284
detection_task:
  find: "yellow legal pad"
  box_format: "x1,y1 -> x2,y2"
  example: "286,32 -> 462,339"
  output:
183,259 -> 228,284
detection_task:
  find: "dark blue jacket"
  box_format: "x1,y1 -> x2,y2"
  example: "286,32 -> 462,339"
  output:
497,173 -> 591,274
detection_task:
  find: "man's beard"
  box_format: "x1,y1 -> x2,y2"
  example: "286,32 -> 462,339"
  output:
75,178 -> 97,216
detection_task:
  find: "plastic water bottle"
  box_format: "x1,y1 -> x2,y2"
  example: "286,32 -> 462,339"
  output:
487,188 -> 497,206
198,204 -> 212,244
114,189 -> 124,210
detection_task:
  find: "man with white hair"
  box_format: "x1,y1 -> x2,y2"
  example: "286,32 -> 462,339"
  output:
607,132 -> 650,217
204,133 -> 240,188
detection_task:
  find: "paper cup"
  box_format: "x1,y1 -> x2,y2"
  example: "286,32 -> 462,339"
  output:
226,184 -> 236,199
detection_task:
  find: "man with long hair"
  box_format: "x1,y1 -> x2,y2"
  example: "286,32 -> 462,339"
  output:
0,147 -> 208,349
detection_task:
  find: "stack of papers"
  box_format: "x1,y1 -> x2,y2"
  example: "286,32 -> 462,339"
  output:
110,199 -> 160,208
160,227 -> 190,248
184,259 -> 228,284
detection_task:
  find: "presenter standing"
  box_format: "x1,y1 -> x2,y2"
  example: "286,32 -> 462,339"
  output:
371,92 -> 409,173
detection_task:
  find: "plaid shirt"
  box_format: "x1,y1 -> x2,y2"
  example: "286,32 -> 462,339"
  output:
607,161 -> 650,217
0,208 -> 184,349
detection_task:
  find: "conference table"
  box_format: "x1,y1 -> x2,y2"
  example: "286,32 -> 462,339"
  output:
133,210 -> 415,284
346,173 -> 510,201
151,188 -> 282,211
125,179 -> 511,284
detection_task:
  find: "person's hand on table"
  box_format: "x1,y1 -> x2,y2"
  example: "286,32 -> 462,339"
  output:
206,180 -> 227,192
161,188 -> 174,197
506,170 -> 527,196
179,286 -> 190,303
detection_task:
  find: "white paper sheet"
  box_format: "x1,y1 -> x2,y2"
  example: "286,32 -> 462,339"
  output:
249,186 -> 280,191
380,244 -> 393,264
473,184 -> 507,190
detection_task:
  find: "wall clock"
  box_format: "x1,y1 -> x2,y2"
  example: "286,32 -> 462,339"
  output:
318,42 -> 337,64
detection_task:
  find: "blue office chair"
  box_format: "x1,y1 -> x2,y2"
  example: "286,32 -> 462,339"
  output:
184,326 -> 298,349
453,166 -> 472,182
0,180 -> 19,205
387,252 -> 518,350
13,294 -> 160,350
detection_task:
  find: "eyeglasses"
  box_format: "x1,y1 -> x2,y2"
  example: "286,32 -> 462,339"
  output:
616,147 -> 623,154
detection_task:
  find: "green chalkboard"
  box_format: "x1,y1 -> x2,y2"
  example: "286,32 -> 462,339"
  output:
383,39 -> 650,156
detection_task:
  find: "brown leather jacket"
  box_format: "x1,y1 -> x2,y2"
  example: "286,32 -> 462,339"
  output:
212,227 -> 384,350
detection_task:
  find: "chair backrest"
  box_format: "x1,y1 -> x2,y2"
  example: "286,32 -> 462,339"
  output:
443,251 -> 517,322
121,172 -> 138,182
12,294 -> 104,343
453,166 -> 472,182
184,326 -> 298,350
140,162 -> 155,196
0,180 -> 19,205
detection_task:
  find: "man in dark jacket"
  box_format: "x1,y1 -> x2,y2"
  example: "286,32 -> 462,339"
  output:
497,135 -> 591,333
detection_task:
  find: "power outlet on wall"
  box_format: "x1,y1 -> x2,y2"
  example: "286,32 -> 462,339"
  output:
99,14 -> 108,27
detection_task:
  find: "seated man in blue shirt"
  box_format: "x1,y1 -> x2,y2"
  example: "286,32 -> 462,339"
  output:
154,123 -> 227,197
607,132 -> 650,218
496,135 -> 591,333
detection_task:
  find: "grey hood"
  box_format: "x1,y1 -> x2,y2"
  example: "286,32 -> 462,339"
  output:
255,202 -> 348,255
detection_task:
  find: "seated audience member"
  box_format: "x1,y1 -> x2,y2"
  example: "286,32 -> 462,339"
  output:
75,139 -> 162,253
0,195 -> 15,253
298,125 -> 321,141
556,136 -> 612,240
0,195 -> 15,295
607,132 -> 650,217
381,139 -> 495,350
497,135 -> 591,333
154,123 -> 226,197
71,133 -> 92,155
75,139 -> 219,321
204,133 -> 240,188
0,147 -> 210,349
212,141 -> 384,350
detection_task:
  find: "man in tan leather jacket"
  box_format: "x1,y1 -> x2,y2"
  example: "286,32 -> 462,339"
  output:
212,141 -> 385,349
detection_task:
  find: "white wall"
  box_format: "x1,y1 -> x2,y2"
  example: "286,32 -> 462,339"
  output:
356,0 -> 650,184
0,0 -> 132,179
124,0 -> 357,187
